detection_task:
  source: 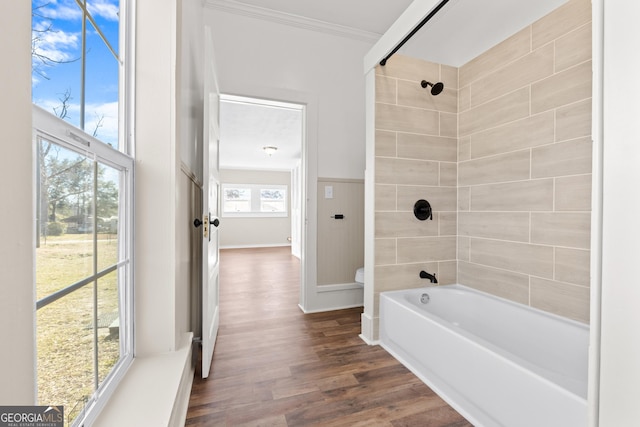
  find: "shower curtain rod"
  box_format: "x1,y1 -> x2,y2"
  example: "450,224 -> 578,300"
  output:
379,0 -> 451,66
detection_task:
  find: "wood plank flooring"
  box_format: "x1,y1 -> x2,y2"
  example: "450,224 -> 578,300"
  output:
186,247 -> 471,427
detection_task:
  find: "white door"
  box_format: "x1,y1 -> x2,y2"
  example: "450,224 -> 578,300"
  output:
201,26 -> 221,379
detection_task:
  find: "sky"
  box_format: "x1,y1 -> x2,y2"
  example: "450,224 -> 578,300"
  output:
32,0 -> 121,147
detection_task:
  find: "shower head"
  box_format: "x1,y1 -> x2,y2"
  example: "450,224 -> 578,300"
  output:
421,80 -> 444,96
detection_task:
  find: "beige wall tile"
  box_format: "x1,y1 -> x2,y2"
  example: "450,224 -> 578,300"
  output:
459,150 -> 531,186
375,184 -> 396,211
460,27 -> 531,87
438,261 -> 457,285
459,136 -> 471,161
470,112 -> 554,159
470,44 -> 554,108
439,212 -> 457,236
375,238 -> 397,266
555,247 -> 590,286
531,61 -> 592,114
530,277 -> 590,323
397,79 -> 457,113
458,237 -> 470,262
459,88 -> 530,136
375,157 -> 439,186
397,133 -> 457,162
376,54 -> 440,82
531,212 -> 591,249
397,236 -> 457,263
376,75 -> 397,105
375,262 -> 439,294
532,0 -> 592,50
375,211 -> 438,238
470,179 -> 554,211
532,137 -> 592,178
470,238 -> 554,278
458,186 -> 470,211
459,86 -> 471,113
376,103 -> 440,134
440,162 -> 457,186
440,112 -> 458,138
441,64 -> 458,90
458,261 -> 529,305
555,174 -> 592,211
556,23 -> 592,72
397,186 -> 457,212
556,98 -> 592,142
375,130 -> 397,157
459,212 -> 530,242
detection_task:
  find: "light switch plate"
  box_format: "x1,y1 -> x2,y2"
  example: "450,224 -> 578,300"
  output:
324,185 -> 333,199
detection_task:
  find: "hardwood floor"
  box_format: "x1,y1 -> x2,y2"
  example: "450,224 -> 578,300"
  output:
186,247 -> 471,427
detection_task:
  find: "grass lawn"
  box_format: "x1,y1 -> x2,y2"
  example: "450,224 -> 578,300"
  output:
36,233 -> 121,424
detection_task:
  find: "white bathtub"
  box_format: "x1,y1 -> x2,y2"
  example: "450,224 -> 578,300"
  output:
379,284 -> 589,427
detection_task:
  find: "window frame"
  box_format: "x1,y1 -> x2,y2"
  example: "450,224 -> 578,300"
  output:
33,105 -> 135,427
222,183 -> 289,218
31,0 -> 135,424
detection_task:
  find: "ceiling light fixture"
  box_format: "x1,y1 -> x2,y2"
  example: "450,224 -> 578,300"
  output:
263,146 -> 278,156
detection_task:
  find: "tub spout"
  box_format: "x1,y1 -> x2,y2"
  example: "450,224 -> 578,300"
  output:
419,270 -> 438,283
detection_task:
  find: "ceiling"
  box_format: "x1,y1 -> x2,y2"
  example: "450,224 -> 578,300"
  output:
217,0 -> 568,171
219,96 -> 303,171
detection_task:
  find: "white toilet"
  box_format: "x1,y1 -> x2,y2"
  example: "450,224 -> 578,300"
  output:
355,267 -> 364,287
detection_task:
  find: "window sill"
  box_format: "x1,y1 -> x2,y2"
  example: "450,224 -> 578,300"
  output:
92,333 -> 194,427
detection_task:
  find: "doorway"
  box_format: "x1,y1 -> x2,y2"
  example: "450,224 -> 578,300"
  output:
218,94 -> 305,291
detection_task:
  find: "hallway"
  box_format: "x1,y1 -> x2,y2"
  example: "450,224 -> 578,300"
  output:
186,247 -> 470,426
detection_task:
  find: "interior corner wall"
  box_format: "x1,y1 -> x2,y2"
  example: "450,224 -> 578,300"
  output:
219,169 -> 292,248
372,54 -> 459,340
0,0 -> 36,404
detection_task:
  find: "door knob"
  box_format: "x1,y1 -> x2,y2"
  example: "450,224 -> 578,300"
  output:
194,217 -> 220,227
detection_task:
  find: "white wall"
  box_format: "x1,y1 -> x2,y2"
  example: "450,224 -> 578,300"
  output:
204,5 -> 374,312
597,1 -> 640,425
0,0 -> 35,405
219,169 -> 292,248
203,7 -> 372,180
135,0 -> 181,355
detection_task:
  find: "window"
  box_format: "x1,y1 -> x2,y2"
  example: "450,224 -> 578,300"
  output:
32,1 -> 133,426
222,184 -> 288,217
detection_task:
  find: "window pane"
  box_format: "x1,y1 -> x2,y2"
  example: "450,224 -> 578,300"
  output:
32,0 -> 83,129
260,189 -> 286,213
85,25 -> 119,147
37,140 -> 94,299
97,271 -> 120,384
97,164 -> 120,271
37,284 -> 95,424
86,0 -> 120,56
224,188 -> 251,212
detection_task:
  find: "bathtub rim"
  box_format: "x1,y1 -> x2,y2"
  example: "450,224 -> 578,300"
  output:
380,284 -> 589,401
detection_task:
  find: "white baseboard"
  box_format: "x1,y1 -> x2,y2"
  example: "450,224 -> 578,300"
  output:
360,312 -> 377,344
220,243 -> 291,249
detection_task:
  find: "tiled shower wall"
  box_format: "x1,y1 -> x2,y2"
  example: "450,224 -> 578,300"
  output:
458,0 -> 592,323
373,56 -> 459,326
373,0 -> 592,334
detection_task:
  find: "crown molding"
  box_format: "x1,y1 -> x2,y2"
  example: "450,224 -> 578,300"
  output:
205,0 -> 382,43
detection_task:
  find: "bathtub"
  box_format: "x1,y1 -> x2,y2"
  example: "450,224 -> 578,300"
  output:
379,284 -> 589,427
